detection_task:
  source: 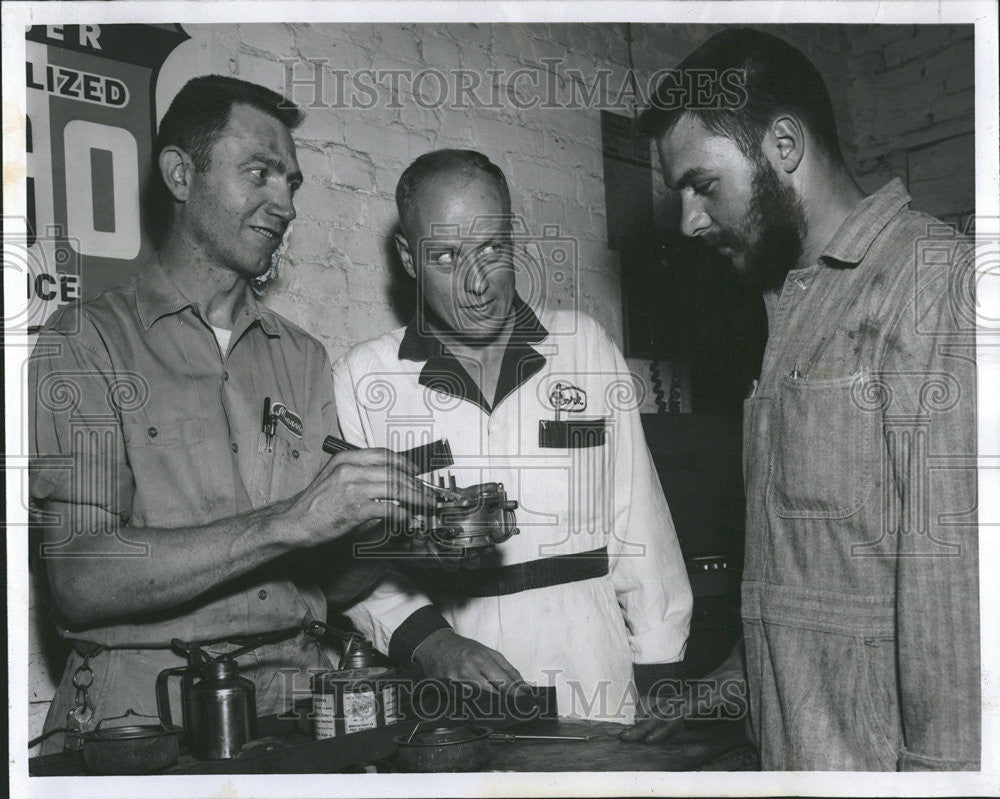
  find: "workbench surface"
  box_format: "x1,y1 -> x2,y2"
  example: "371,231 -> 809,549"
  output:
482,718 -> 756,772
29,715 -> 756,775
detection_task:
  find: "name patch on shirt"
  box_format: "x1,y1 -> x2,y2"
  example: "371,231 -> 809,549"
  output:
539,418 -> 607,448
272,402 -> 303,438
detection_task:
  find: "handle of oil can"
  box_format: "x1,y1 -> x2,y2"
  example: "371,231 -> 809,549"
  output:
155,666 -> 189,730
221,625 -> 304,661
304,620 -> 372,669
304,619 -> 357,644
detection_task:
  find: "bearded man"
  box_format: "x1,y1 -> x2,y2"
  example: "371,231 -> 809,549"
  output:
621,29 -> 979,772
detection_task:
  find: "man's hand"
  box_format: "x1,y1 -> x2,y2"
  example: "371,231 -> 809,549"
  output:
287,448 -> 438,546
619,690 -> 688,743
619,640 -> 747,744
412,629 -> 525,691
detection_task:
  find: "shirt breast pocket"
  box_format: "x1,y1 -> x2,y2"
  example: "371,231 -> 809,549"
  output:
532,418 -> 612,540
771,371 -> 879,519
250,431 -> 310,507
121,418 -> 210,524
123,418 -> 205,449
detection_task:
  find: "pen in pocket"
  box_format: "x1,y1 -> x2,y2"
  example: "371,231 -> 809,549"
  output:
262,396 -> 275,452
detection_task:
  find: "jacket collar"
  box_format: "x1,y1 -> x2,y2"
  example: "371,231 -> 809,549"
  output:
398,294 -> 549,414
819,178 -> 912,267
398,293 -> 548,362
135,257 -> 281,336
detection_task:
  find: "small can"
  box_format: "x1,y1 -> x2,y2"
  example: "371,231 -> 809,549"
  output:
311,666 -> 402,739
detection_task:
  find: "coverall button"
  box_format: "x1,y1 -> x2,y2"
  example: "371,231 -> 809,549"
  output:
258,590 -> 268,600
231,442 -> 239,453
291,449 -> 299,458
223,371 -> 229,381
147,426 -> 158,439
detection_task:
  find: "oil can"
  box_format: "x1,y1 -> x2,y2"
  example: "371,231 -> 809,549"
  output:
311,666 -> 401,739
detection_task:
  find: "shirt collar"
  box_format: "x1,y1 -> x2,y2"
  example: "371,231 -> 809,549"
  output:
398,294 -> 549,414
398,293 -> 548,363
135,256 -> 281,336
819,178 -> 912,267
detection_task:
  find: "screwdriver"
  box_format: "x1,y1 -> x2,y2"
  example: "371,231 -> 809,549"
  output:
321,434 -> 462,500
489,733 -> 592,742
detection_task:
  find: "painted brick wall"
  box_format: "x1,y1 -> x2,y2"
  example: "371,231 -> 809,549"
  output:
27,22 -> 976,748
637,24 -> 974,232
194,22 -> 650,361
845,24 -> 975,228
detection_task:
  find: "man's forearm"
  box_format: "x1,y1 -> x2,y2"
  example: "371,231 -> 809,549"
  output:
43,495 -> 306,628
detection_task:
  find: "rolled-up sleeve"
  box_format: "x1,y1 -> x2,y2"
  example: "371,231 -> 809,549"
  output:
29,315 -> 135,530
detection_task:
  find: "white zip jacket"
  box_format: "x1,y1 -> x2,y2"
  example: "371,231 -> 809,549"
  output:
333,298 -> 692,722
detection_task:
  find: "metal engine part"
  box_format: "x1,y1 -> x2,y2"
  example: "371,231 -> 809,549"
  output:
416,480 -> 519,557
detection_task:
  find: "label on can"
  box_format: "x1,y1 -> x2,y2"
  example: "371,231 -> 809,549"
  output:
383,684 -> 400,723
342,688 -> 378,733
313,693 -> 338,739
312,666 -> 398,740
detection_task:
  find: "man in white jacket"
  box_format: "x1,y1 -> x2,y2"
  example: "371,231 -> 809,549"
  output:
334,149 -> 692,721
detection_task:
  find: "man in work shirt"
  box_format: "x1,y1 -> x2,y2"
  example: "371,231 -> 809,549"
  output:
621,29 -> 979,770
334,149 -> 693,721
29,75 -> 436,753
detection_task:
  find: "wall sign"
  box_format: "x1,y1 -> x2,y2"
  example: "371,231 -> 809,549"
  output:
24,24 -> 188,331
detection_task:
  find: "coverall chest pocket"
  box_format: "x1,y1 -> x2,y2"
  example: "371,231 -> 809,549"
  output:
771,371 -> 879,519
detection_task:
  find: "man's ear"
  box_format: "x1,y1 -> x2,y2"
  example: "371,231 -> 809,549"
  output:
394,231 -> 417,279
159,146 -> 193,202
764,116 -> 805,174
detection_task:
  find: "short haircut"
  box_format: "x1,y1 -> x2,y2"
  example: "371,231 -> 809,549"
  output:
145,75 -> 302,245
396,149 -> 511,237
154,74 -> 302,171
638,28 -> 843,164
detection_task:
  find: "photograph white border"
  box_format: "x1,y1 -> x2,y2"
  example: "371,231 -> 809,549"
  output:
4,2 -> 998,797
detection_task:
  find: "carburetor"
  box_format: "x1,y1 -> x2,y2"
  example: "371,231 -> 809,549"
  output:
318,434 -> 520,559
414,477 -> 519,557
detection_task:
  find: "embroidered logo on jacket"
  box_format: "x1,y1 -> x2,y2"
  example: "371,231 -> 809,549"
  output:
548,382 -> 587,413
271,402 -> 303,438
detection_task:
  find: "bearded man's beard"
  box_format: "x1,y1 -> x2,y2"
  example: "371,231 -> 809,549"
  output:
711,159 -> 808,292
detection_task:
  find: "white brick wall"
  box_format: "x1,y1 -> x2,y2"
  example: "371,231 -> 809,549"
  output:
206,21 -> 645,357
841,25 -> 974,228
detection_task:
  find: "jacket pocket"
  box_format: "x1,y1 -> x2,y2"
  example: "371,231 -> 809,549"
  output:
772,371 -> 878,519
754,620 -> 898,769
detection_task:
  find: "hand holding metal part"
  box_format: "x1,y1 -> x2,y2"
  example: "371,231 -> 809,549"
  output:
320,434 -> 520,561
408,478 -> 520,560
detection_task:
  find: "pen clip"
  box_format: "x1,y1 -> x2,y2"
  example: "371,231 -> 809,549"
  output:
262,396 -> 274,452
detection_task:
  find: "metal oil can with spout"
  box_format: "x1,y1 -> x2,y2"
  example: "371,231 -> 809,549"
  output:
155,632 -> 290,760
305,621 -> 403,740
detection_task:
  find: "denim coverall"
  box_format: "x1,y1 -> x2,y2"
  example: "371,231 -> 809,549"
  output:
741,180 -> 979,770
